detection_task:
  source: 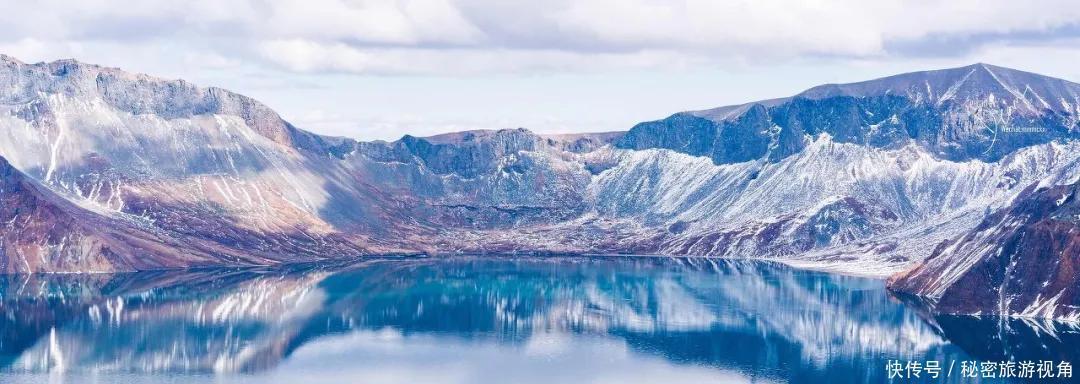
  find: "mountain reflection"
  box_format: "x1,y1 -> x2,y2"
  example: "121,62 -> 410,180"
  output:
0,257 -> 1073,383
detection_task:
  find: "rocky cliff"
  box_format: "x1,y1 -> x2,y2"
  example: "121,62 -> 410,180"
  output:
888,181 -> 1080,321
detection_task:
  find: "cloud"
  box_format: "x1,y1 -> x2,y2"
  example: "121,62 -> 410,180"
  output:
256,39 -> 702,75
2,0 -> 1080,76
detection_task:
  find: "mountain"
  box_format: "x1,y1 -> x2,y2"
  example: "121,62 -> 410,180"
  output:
0,55 -> 1079,319
888,180 -> 1080,321
0,55 -> 380,273
620,63 -> 1080,164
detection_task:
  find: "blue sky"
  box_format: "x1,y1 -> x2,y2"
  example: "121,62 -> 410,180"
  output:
4,0 -> 1080,141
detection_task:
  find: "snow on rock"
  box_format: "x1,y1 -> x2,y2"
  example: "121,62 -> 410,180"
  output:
888,181 -> 1080,322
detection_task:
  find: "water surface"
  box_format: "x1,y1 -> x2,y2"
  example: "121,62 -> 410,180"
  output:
0,256 -> 1076,383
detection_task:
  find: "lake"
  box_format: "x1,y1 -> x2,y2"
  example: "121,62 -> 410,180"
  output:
0,256 -> 1076,383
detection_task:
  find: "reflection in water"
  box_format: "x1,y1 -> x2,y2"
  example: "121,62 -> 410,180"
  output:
0,257 -> 1073,383
898,297 -> 1080,368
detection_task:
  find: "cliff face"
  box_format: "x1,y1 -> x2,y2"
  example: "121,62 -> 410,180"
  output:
888,181 -> 1080,321
1,53 -> 1079,319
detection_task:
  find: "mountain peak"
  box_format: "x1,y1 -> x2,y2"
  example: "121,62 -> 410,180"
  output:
0,54 -> 330,153
691,63 -> 1080,122
796,63 -> 1080,111
416,128 -> 536,145
0,54 -> 24,66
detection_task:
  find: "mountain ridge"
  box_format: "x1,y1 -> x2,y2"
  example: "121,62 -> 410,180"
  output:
1,55 -> 1079,321
0,54 -> 359,160
691,63 -> 1080,122
619,63 -> 1080,165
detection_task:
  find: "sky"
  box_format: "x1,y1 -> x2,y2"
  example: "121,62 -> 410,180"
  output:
4,0 -> 1080,141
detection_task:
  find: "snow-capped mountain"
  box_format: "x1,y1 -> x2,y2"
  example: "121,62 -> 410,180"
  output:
623,63 -> 1080,163
888,180 -> 1080,321
1,55 -> 1078,319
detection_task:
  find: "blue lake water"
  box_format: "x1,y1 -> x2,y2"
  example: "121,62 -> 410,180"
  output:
0,256 -> 1076,383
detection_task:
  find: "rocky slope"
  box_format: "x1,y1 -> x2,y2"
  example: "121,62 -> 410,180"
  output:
888,180 -> 1080,321
0,154 -> 190,272
0,152 -> 354,273
0,54 -> 1079,320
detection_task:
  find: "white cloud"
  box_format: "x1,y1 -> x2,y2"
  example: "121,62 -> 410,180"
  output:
5,0 -> 1080,140
253,0 -> 482,45
2,0 -> 1080,75
256,39 -> 701,75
